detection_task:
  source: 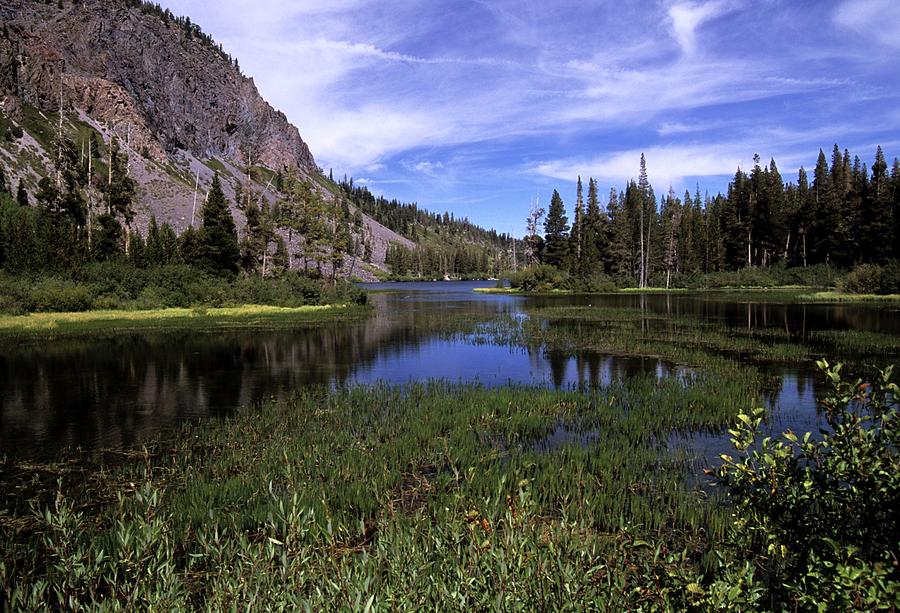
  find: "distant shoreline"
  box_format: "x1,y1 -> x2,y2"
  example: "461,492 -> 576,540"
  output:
474,286 -> 900,302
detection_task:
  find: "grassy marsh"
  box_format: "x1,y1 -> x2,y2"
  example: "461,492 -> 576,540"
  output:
2,381 -> 737,609
0,303 -> 369,340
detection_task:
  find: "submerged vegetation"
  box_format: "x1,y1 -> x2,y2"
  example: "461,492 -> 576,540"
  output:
1,362 -> 896,609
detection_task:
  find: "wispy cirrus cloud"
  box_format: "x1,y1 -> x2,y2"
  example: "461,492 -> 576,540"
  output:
158,0 -> 900,232
833,0 -> 900,49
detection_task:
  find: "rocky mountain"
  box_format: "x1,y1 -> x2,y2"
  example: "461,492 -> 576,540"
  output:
0,0 -> 412,279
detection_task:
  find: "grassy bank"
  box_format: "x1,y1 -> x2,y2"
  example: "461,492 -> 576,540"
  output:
0,303 -> 369,339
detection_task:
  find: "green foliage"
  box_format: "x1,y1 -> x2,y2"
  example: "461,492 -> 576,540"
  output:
714,360 -> 900,609
16,181 -> 28,207
102,138 -> 137,228
339,179 -> 517,277
539,146 -> 898,289
198,173 -> 240,275
838,261 -> 900,295
91,214 -> 124,262
542,189 -> 569,268
0,263 -> 366,314
508,264 -> 568,292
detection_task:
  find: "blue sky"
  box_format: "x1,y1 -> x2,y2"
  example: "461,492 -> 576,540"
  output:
160,0 -> 900,236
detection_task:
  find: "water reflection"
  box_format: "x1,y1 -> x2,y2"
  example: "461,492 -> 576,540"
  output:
0,282 -> 895,459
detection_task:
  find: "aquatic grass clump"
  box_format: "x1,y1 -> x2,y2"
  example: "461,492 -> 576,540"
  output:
0,303 -> 369,341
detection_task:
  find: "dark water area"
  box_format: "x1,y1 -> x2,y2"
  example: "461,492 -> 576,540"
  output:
1,281 -> 896,460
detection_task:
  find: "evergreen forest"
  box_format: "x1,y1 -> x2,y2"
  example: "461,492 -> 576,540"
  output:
520,146 -> 900,292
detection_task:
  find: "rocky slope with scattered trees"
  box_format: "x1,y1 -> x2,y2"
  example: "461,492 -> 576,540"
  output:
0,0 -> 412,281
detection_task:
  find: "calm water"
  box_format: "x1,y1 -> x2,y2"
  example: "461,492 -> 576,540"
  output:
1,281 -> 898,459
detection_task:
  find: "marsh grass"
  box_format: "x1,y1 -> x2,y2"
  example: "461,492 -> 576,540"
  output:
0,304 -> 369,340
796,291 -> 900,302
2,378 -> 744,610
468,304 -> 899,369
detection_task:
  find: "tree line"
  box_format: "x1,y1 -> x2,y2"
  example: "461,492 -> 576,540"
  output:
339,179 -> 519,278
527,146 -> 900,288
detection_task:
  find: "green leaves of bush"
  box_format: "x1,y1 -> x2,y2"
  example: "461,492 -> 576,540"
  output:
714,360 -> 900,609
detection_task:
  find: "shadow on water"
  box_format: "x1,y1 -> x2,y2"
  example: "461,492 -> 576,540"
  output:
1,281 -> 895,459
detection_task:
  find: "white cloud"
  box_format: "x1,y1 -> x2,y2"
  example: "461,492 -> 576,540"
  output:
834,0 -> 900,49
407,160 -> 444,174
668,1 -> 729,56
533,142 -> 810,188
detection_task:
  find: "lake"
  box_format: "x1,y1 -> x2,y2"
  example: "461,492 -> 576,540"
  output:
1,281 -> 898,459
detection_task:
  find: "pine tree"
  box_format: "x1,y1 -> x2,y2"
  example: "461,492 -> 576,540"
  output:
240,200 -> 275,275
569,176 -> 584,271
198,173 -> 240,275
542,189 -> 569,268
811,149 -> 832,264
179,224 -> 201,266
145,215 -> 163,265
608,187 -> 632,280
524,201 -> 544,267
159,222 -> 179,263
273,235 -> 288,274
678,189 -> 698,275
127,231 -> 145,267
864,146 -> 892,263
91,214 -> 123,261
660,187 -> 682,288
580,177 -> 606,277
891,158 -> 900,260
104,138 -> 137,245
16,180 -> 28,207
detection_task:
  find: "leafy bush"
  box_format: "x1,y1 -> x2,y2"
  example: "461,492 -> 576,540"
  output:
713,360 -> 900,608
509,264 -> 568,292
0,265 -> 365,314
688,267 -> 779,289
838,261 -> 900,295
769,262 -> 837,287
27,278 -> 95,312
562,272 -> 618,292
838,263 -> 883,294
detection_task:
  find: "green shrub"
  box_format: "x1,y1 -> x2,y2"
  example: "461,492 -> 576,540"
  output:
769,262 -> 837,287
713,361 -> 900,608
509,264 -> 567,292
838,263 -> 882,294
26,278 -> 95,312
879,260 -> 900,294
698,267 -> 779,289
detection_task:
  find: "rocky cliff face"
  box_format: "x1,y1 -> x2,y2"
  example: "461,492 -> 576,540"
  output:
0,0 -> 316,172
0,0 -> 412,280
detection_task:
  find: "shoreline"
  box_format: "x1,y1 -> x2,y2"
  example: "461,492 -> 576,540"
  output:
475,286 -> 900,302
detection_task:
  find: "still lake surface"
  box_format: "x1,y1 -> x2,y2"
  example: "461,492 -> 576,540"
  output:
2,281 -> 898,460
